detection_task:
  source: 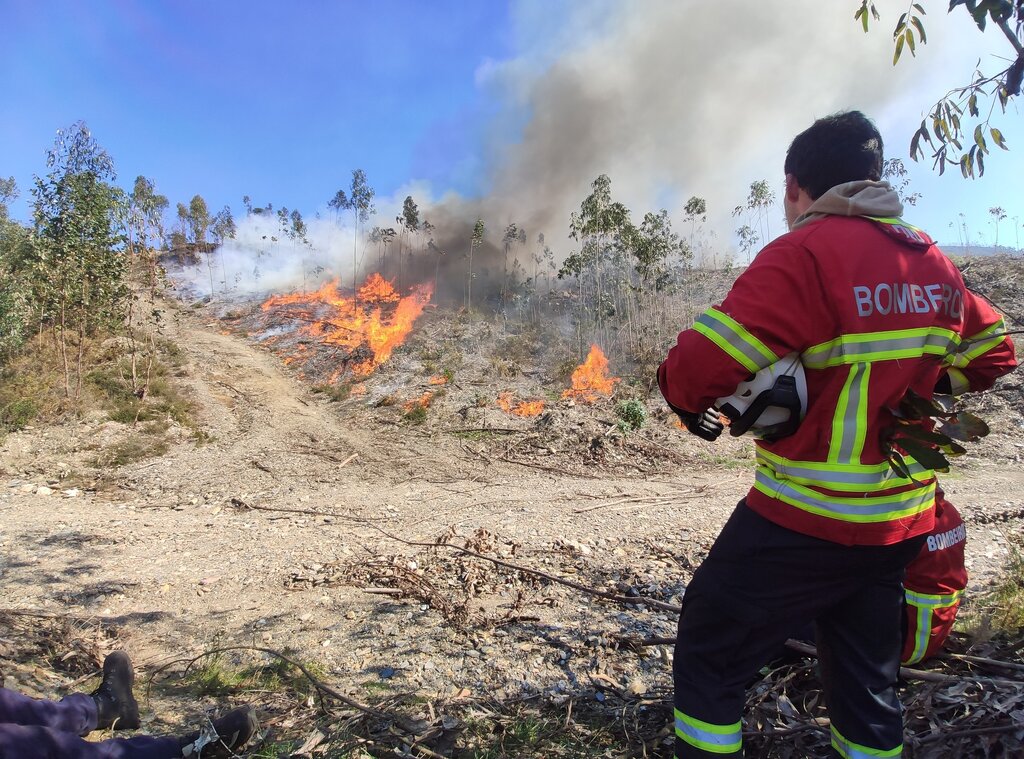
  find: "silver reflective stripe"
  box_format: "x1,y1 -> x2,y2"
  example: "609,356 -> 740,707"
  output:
949,319 -> 1006,368
755,469 -> 935,521
905,604 -> 931,665
803,330 -> 959,368
756,451 -> 930,491
830,363 -> 870,464
674,713 -> 742,754
694,310 -> 777,372
905,589 -> 963,608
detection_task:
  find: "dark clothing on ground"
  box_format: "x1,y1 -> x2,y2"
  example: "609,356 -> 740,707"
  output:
0,688 -> 180,759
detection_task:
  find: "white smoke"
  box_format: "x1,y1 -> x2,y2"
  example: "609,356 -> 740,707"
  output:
184,0 -> 992,299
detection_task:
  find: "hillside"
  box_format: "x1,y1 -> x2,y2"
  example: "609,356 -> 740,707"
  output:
2,258 -> 1023,757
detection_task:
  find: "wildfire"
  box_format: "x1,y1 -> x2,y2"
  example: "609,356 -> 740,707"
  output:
497,391 -> 546,418
429,375 -> 449,386
259,273 -> 432,378
403,391 -> 433,413
562,345 -> 620,403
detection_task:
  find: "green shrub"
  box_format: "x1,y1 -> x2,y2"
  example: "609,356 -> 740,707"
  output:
615,399 -> 647,431
0,398 -> 38,431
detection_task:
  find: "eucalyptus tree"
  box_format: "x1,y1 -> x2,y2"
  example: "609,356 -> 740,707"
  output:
989,205 -> 1008,247
0,177 -> 31,364
567,174 -> 632,340
399,195 -> 420,289
329,169 -> 376,289
855,0 -> 1022,177
211,206 -> 237,291
31,121 -> 126,398
468,218 -> 485,311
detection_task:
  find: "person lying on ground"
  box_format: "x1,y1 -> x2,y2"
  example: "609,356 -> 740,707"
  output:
0,651 -> 258,758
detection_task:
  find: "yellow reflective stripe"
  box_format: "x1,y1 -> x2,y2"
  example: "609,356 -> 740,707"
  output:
863,215 -> 928,244
755,447 -> 932,493
674,709 -> 742,754
946,367 -> 970,396
824,361 -> 869,466
948,319 -> 1007,368
905,588 -> 964,608
831,724 -> 902,758
803,328 -> 959,369
693,308 -> 778,373
904,604 -> 932,665
754,469 -> 936,523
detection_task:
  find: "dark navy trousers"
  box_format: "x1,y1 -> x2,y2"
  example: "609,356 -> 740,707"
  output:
673,501 -> 924,758
0,688 -> 180,758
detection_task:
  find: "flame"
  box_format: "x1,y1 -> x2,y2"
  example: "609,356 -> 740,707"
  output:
561,345 -> 620,403
259,274 -> 433,378
497,391 -> 546,418
350,383 -> 366,396
429,375 -> 448,386
403,391 -> 433,413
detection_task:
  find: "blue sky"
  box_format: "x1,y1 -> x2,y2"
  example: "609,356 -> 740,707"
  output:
1,0 -> 1021,252
1,0 -> 512,217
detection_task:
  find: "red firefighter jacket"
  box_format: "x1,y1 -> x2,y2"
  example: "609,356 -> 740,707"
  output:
902,491 -> 966,664
660,181 -> 1016,545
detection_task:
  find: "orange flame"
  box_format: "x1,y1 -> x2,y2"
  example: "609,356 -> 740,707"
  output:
561,345 -> 620,403
350,383 -> 367,396
497,391 -> 546,417
260,274 -> 433,377
429,375 -> 448,386
403,391 -> 433,412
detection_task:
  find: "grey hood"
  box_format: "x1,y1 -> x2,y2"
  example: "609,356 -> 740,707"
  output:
792,180 -> 903,230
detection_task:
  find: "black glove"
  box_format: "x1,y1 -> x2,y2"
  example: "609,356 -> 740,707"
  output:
675,408 -> 725,442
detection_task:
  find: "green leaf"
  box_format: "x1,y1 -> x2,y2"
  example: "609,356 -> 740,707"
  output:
910,16 -> 928,44
893,33 -> 906,65
894,437 -> 951,472
894,12 -> 908,37
905,28 -> 916,55
938,412 -> 990,442
887,449 -> 918,481
977,148 -> 985,176
991,127 -> 1008,149
913,3 -> 926,14
960,153 -> 973,178
974,124 -> 989,153
893,423 -> 954,447
968,92 -> 979,117
910,130 -> 923,161
855,4 -> 869,32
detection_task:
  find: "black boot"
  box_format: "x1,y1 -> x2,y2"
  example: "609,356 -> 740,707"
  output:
90,651 -> 141,731
178,706 -> 259,757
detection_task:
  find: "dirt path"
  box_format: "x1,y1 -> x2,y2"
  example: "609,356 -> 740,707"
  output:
2,299 -> 1023,723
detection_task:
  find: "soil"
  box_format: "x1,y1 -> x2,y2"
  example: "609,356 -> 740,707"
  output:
1,258 -> 1023,754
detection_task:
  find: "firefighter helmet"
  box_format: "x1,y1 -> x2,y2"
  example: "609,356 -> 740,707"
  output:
716,353 -> 807,441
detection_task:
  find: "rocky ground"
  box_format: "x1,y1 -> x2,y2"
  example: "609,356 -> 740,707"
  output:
1,257 -> 1023,757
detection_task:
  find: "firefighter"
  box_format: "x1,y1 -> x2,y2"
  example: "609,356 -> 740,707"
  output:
658,110 -> 1015,758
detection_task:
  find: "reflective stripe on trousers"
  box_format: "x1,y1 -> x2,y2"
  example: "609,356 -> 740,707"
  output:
674,709 -> 742,755
831,724 -> 902,758
904,588 -> 964,665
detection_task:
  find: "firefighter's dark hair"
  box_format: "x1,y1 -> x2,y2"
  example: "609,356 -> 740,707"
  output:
784,111 -> 884,200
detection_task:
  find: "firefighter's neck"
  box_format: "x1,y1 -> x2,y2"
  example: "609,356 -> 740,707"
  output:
784,174 -> 814,230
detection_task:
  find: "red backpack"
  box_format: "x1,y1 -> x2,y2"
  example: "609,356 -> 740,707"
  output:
902,492 -> 967,665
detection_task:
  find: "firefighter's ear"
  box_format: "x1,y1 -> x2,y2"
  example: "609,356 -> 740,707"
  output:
784,174 -> 801,203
